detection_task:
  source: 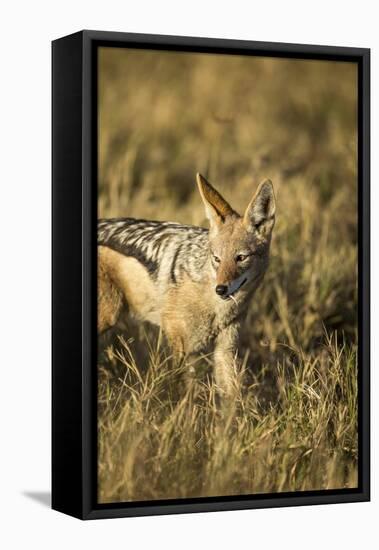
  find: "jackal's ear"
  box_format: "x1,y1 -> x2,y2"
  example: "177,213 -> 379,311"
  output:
196,173 -> 236,227
244,179 -> 276,236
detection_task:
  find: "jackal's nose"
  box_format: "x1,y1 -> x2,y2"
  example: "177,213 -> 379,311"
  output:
215,284 -> 228,296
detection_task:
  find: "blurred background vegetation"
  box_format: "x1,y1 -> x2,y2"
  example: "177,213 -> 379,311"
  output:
98,47 -> 358,503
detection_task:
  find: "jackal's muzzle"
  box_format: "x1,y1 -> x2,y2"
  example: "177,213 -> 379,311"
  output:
215,274 -> 248,300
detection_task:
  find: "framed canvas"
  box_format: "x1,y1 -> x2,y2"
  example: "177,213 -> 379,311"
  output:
52,30 -> 370,520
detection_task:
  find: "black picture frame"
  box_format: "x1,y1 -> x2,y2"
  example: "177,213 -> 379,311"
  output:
52,30 -> 370,520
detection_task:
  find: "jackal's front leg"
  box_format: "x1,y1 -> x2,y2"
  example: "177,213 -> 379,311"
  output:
213,322 -> 241,396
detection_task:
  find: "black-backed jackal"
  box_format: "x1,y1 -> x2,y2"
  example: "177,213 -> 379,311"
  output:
98,174 -> 276,395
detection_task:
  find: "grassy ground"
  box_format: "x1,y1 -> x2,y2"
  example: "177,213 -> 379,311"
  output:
97,47 -> 358,503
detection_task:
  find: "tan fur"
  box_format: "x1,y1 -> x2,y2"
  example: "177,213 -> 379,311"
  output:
162,273 -> 215,357
98,249 -> 123,332
98,246 -> 160,329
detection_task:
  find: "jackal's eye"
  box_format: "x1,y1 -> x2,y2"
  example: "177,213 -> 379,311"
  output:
236,254 -> 248,262
212,254 -> 221,264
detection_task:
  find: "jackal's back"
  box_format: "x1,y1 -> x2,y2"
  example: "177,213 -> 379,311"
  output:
98,218 -> 209,284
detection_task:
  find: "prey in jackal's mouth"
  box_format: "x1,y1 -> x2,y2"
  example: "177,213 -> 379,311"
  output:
98,173 -> 276,396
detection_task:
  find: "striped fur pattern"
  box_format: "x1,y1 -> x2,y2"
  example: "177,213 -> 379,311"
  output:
98,218 -> 209,284
98,173 -> 276,396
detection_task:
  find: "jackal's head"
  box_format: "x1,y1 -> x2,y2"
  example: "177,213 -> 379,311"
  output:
196,173 -> 276,300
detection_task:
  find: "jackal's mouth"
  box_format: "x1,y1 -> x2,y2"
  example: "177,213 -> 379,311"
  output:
222,277 -> 247,300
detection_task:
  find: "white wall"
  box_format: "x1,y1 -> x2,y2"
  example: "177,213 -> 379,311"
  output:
0,1 -> 376,548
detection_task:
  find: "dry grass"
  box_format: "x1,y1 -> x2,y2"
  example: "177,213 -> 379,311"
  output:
98,333 -> 357,502
97,47 -> 358,503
